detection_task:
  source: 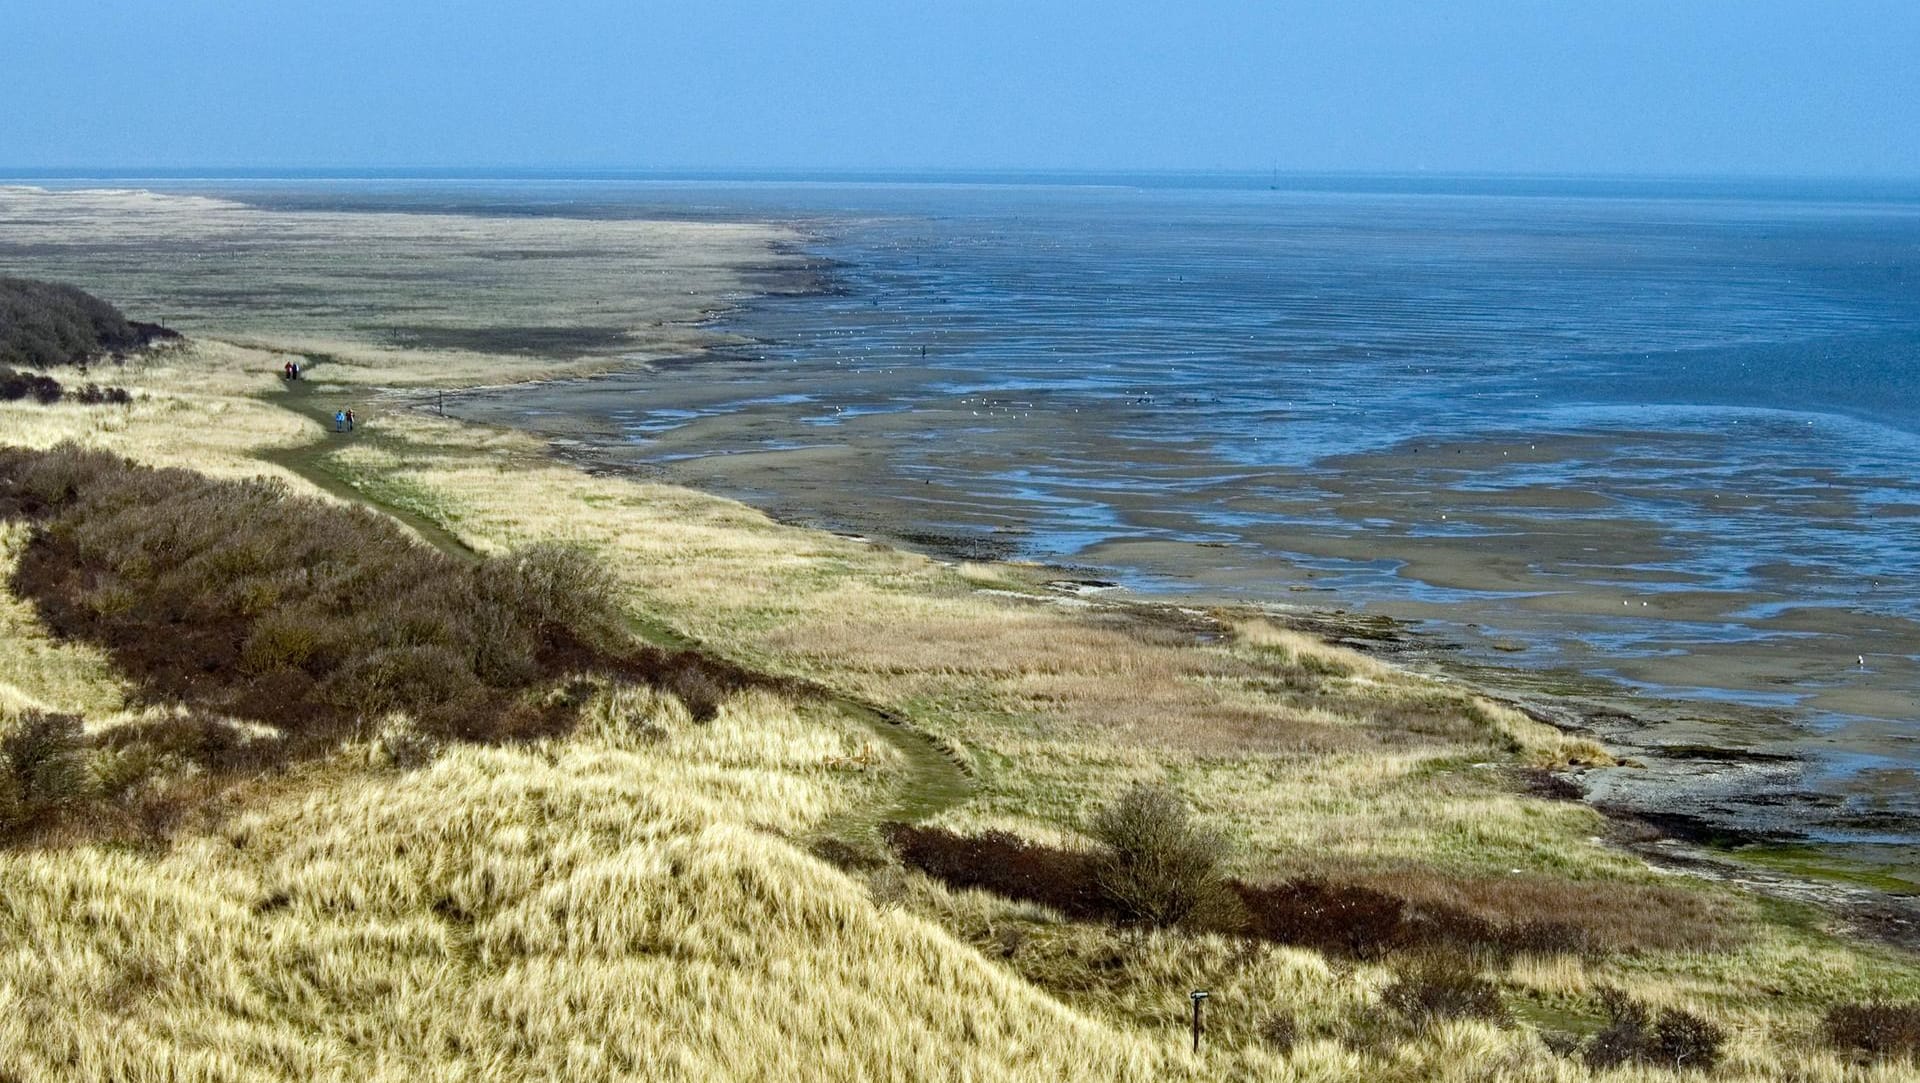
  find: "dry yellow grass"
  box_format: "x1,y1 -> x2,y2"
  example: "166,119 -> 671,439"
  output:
0,722 -> 1178,1082
0,338 -> 318,483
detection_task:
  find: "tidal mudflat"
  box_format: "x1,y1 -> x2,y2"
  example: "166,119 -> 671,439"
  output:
431,179 -> 1920,863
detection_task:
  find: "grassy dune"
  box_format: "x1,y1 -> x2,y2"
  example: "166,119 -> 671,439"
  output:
1,241 -> 1917,1075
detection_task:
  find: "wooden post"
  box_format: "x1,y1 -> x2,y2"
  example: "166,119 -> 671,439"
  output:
1190,990 -> 1209,1053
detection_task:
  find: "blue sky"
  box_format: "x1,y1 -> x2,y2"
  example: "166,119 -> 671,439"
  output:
4,0 -> 1916,176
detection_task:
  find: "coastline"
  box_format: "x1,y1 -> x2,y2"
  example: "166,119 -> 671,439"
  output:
4,183 -> 1918,1078
505,407 -> 1920,928
421,238 -> 1920,898
10,179 -> 1906,886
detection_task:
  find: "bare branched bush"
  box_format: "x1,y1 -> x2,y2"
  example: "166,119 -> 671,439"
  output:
1258,1011 -> 1299,1055
1086,783 -> 1232,929
1380,954 -> 1511,1028
884,822 -> 1104,919
1824,1001 -> 1920,1063
0,710 -> 89,829
1580,988 -> 1725,1073
0,445 -> 630,739
475,542 -> 625,649
367,716 -> 442,770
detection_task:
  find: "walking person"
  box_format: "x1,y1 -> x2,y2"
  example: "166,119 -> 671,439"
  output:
345,408 -> 355,432
334,409 -> 346,433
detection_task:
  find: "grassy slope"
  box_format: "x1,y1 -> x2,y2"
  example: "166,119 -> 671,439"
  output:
0,341 -> 1915,1081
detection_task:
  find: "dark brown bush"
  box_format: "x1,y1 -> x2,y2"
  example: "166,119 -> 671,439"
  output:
0,277 -> 143,368
1380,954 -> 1511,1027
1580,988 -> 1725,1073
0,710 -> 90,828
1651,1008 -> 1728,1072
0,366 -> 65,403
1583,989 -> 1651,1070
68,383 -> 133,406
1232,876 -> 1593,959
1345,865 -> 1725,954
883,822 -> 1106,919
0,445 -> 676,743
660,656 -> 730,723
1086,783 -> 1234,928
1234,878 -> 1409,958
1257,1012 -> 1299,1055
0,373 -> 134,407
1824,1001 -> 1920,1062
885,811 -> 1709,962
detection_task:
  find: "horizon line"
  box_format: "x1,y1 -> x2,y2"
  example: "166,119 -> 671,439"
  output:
5,165 -> 1920,186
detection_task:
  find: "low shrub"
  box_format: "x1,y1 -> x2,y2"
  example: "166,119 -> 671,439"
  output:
4,711 -> 86,800
1651,1007 -> 1730,1072
660,656 -> 731,723
90,711 -> 282,774
0,445 -> 770,844
1580,988 -> 1725,1073
1257,1012 -> 1299,1055
0,366 -> 65,403
367,716 -> 442,770
1824,1000 -> 1920,1062
0,710 -> 90,829
0,444 -> 731,743
883,822 -> 1105,919
474,542 -> 624,650
1234,878 -> 1408,959
888,809 -> 1683,961
810,835 -> 888,872
68,383 -> 133,405
1086,783 -> 1234,928
0,367 -> 133,406
1380,955 -> 1510,1027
